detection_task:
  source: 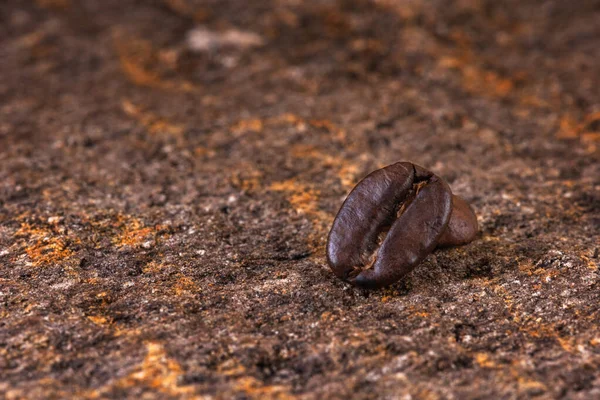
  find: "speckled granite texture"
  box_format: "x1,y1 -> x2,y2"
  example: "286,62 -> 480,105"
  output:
1,1 -> 599,399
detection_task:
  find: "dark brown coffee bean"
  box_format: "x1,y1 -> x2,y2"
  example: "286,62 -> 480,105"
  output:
437,195 -> 478,247
327,162 -> 478,288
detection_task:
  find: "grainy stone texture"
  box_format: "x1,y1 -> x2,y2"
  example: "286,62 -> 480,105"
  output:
1,1 -> 599,399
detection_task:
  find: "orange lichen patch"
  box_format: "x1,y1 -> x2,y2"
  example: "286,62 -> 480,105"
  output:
217,359 -> 247,376
230,164 -> 264,192
228,113 -> 350,146
113,326 -> 143,338
228,115 -> 288,136
286,188 -> 321,216
289,144 -> 324,159
555,336 -> 576,353
517,320 -> 576,353
230,119 -> 264,135
556,115 -> 581,139
269,179 -> 332,252
516,379 -> 547,394
114,34 -> 198,92
111,215 -> 161,248
404,304 -> 434,320
582,111 -> 600,131
519,95 -> 550,108
337,163 -> 361,189
266,113 -> 308,131
139,261 -> 199,296
17,29 -> 48,49
114,226 -> 154,248
581,255 -> 599,271
464,68 -> 514,97
121,99 -> 185,138
517,261 -> 535,274
233,377 -> 294,400
35,0 -> 70,9
89,342 -> 194,398
475,353 -> 496,369
556,112 -> 600,152
269,179 -> 323,217
582,132 -> 600,142
536,268 -> 561,282
309,119 -> 347,142
290,144 -> 360,189
15,223 -> 76,267
268,113 -> 302,124
378,287 -> 408,301
87,315 -> 112,327
581,132 -> 600,153
96,291 -> 109,299
173,275 -> 198,296
504,361 -> 549,394
194,146 -> 216,158
2,379 -> 70,399
438,56 -> 515,99
320,311 -> 334,321
25,237 -> 73,267
225,114 -> 304,147
142,260 -> 166,274
518,261 -> 561,281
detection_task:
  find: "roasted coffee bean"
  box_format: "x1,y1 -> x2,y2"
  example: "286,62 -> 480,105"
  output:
437,195 -> 479,247
327,162 -> 478,288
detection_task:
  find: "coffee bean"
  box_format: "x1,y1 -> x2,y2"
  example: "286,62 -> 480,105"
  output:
437,195 -> 479,247
327,162 -> 478,288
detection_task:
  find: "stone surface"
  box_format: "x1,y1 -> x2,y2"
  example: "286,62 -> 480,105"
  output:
1,0 -> 599,399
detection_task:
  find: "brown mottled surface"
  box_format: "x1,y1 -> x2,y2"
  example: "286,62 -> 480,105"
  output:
1,0 -> 599,399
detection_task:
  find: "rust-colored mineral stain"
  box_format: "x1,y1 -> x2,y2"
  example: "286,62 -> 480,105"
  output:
114,34 -> 198,92
121,99 -> 185,137
110,214 -> 166,249
88,342 -> 195,398
16,223 -> 77,267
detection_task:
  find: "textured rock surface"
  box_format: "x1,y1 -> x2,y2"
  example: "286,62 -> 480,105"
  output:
1,0 -> 599,398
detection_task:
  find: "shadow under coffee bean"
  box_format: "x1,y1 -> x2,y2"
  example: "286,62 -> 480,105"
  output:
327,162 -> 478,289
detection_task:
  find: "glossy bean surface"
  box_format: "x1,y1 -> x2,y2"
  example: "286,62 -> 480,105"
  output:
327,162 -> 478,288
